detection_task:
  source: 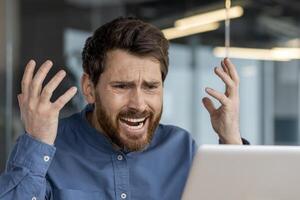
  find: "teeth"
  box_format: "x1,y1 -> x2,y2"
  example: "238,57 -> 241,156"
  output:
121,121 -> 144,130
121,117 -> 146,123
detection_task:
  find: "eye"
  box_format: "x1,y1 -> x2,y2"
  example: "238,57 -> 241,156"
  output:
144,84 -> 159,90
113,84 -> 129,89
147,85 -> 158,89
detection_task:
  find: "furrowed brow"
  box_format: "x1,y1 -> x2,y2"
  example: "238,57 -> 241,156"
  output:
143,81 -> 161,87
109,81 -> 135,86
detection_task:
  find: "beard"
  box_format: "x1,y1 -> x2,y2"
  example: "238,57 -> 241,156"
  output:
94,94 -> 162,152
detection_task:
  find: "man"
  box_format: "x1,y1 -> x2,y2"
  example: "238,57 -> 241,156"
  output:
0,17 -> 247,200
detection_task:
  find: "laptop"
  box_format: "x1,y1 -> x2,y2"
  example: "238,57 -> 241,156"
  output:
181,145 -> 300,200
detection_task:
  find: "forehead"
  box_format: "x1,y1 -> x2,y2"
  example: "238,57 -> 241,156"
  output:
102,49 -> 162,81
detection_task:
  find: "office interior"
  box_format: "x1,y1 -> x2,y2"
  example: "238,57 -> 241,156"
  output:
0,0 -> 300,171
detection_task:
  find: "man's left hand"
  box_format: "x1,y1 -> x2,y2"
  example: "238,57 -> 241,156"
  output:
202,58 -> 242,145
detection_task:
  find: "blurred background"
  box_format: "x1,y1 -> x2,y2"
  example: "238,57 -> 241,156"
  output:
1,0 -> 300,171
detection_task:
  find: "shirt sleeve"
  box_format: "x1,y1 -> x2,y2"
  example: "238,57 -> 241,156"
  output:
241,138 -> 250,145
0,133 -> 56,200
219,137 -> 250,145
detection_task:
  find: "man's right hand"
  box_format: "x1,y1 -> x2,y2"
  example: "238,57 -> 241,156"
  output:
17,60 -> 77,145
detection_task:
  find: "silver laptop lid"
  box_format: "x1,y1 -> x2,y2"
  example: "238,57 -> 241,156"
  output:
182,145 -> 300,200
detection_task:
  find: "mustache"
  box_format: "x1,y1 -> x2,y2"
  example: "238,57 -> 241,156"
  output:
118,108 -> 152,119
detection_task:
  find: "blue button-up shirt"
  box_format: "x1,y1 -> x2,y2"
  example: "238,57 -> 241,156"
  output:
0,105 -> 197,200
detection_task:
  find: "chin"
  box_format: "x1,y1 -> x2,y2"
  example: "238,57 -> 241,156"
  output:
119,131 -> 150,151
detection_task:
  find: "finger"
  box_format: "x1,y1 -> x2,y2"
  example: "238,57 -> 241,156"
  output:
215,67 -> 233,86
214,67 -> 236,95
40,70 -> 66,103
53,87 -> 77,110
205,87 -> 228,105
30,60 -> 53,98
17,94 -> 24,120
21,60 -> 36,99
224,58 -> 239,83
202,97 -> 216,115
221,60 -> 229,75
17,94 -> 23,108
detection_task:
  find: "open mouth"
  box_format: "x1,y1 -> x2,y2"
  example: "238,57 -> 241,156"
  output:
119,117 -> 148,130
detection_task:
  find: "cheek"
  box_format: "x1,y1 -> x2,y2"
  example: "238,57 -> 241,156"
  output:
147,94 -> 163,112
101,92 -> 129,116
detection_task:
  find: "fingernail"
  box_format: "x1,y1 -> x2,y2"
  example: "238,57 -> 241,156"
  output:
46,60 -> 53,65
29,59 -> 35,65
215,67 -> 221,72
205,87 -> 212,92
71,86 -> 78,92
59,70 -> 66,76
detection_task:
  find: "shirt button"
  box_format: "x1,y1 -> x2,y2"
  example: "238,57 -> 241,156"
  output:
32,197 -> 37,200
117,155 -> 123,161
121,192 -> 127,199
43,155 -> 50,162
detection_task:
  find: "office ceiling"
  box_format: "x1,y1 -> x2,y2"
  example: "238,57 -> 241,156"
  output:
123,0 -> 300,48
26,0 -> 300,48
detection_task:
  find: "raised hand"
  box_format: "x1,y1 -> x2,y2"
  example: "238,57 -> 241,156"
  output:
17,60 -> 77,145
202,58 -> 242,144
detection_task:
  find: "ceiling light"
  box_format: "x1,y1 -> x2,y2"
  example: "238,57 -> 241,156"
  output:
213,47 -> 300,61
175,6 -> 244,30
162,23 -> 220,40
271,48 -> 300,60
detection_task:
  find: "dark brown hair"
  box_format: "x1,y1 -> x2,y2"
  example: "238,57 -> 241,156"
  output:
82,17 -> 169,85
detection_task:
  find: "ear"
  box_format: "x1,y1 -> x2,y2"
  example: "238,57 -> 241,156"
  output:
81,73 -> 96,104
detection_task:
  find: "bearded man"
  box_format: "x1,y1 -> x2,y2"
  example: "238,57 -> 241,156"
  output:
0,17 -> 247,200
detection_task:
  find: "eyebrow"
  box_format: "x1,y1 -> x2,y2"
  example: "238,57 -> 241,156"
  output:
109,80 -> 161,86
143,81 -> 161,87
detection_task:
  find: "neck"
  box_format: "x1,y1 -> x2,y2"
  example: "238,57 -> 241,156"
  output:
86,110 -> 103,134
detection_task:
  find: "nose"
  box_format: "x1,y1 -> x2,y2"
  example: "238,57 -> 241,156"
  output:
128,88 -> 147,111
